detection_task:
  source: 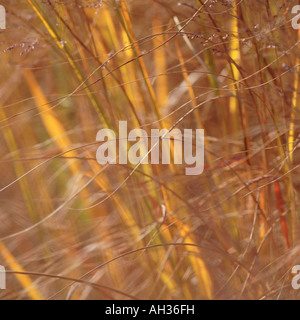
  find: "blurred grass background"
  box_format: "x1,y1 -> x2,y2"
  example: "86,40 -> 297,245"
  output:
0,0 -> 300,300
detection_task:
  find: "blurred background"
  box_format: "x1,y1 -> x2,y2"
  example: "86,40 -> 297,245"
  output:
0,0 -> 300,300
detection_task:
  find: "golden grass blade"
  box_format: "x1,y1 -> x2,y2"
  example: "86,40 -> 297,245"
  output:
229,3 -> 241,130
23,69 -> 80,175
180,224 -> 213,299
289,53 -> 299,163
26,0 -> 113,129
117,0 -> 164,124
153,14 -> 168,109
0,241 -> 43,300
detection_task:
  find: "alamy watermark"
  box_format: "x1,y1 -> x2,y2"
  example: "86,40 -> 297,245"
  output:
292,5 -> 300,30
0,5 -> 6,29
292,265 -> 300,290
96,122 -> 205,176
0,265 -> 6,290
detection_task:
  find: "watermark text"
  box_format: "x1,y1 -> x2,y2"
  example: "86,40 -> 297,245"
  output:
292,5 -> 300,30
292,265 -> 300,290
96,122 -> 205,176
0,5 -> 6,29
0,265 -> 6,290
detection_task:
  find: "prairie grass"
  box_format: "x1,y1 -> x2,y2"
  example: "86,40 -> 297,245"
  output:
0,0 -> 300,300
